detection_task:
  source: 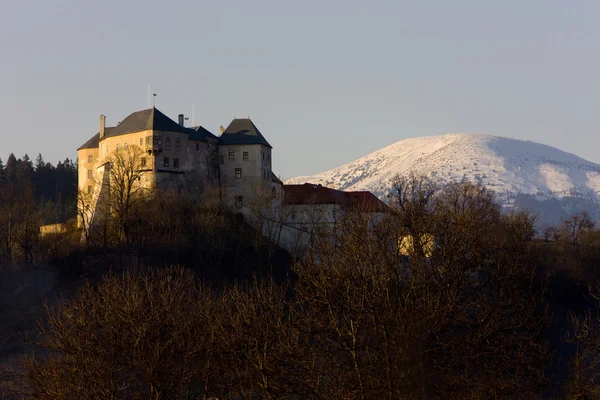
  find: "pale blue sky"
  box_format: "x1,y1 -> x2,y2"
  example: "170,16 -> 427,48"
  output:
1,0 -> 598,179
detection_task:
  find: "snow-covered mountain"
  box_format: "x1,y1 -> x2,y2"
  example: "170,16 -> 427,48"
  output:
286,134 -> 600,222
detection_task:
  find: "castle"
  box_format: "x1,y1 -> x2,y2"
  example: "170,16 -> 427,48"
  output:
77,107 -> 282,230
76,106 -> 387,254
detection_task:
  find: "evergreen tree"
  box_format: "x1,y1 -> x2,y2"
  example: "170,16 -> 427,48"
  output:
35,153 -> 45,172
5,153 -> 17,183
16,153 -> 34,186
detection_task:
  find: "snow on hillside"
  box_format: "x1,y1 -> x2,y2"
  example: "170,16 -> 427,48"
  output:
285,134 -> 600,204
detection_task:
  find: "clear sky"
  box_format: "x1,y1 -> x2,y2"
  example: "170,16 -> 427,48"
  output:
1,0 -> 598,180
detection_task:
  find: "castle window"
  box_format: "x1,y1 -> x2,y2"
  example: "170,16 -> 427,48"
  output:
173,158 -> 180,169
176,138 -> 180,151
243,152 -> 248,161
87,155 -> 93,163
141,157 -> 147,167
87,185 -> 92,194
166,137 -> 171,150
163,157 -> 169,167
139,138 -> 143,146
146,136 -> 152,145
235,168 -> 242,179
262,153 -> 264,161
235,196 -> 243,208
272,186 -> 276,199
87,170 -> 92,179
229,151 -> 234,160
196,143 -> 199,151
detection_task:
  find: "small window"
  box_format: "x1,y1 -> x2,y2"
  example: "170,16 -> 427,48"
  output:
243,152 -> 248,160
163,157 -> 169,167
146,136 -> 152,145
229,151 -> 234,160
87,155 -> 93,163
141,157 -> 147,167
272,186 -> 276,199
235,168 -> 242,179
87,185 -> 92,194
139,138 -> 143,146
235,196 -> 243,208
196,143 -> 199,151
166,137 -> 171,150
176,138 -> 180,151
87,170 -> 92,179
173,158 -> 179,169
262,153 -> 265,161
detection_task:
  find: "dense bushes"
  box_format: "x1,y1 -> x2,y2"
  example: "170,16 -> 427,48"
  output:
2,180 -> 562,399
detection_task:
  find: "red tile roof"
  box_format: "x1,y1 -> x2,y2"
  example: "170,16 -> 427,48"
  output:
345,191 -> 389,212
283,184 -> 388,212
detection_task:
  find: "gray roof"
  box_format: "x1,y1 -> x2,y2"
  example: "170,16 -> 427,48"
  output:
77,108 -> 218,150
77,128 -> 114,150
269,171 -> 282,184
218,119 -> 272,148
190,126 -> 218,141
105,107 -> 190,137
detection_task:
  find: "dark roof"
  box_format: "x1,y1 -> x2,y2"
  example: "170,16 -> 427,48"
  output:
284,184 -> 351,206
105,107 -> 191,138
78,108 -> 220,150
77,128 -> 114,150
284,184 -> 388,212
219,118 -> 272,148
269,171 -> 283,185
190,126 -> 218,141
346,191 -> 389,212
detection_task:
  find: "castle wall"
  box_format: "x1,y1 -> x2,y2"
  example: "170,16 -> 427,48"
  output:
218,144 -> 276,212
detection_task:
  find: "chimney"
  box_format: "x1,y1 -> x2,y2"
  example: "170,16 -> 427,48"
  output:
219,125 -> 225,136
99,114 -> 106,138
178,114 -> 184,126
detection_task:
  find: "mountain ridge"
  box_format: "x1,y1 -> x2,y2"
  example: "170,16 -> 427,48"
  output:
285,134 -> 600,209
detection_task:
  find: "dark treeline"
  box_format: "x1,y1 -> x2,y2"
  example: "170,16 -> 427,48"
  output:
2,170 -> 600,398
0,153 -> 77,223
0,153 -> 76,268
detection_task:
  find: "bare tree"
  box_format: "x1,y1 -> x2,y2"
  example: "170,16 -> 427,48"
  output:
562,211 -> 595,246
565,282 -> 600,399
105,145 -> 153,246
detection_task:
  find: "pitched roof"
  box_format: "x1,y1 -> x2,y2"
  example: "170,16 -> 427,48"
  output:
78,108 -> 219,150
77,128 -> 114,150
284,184 -> 388,212
269,171 -> 283,185
189,126 -> 218,141
346,191 -> 389,212
284,184 -> 350,206
218,118 -> 272,148
105,107 -> 190,137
